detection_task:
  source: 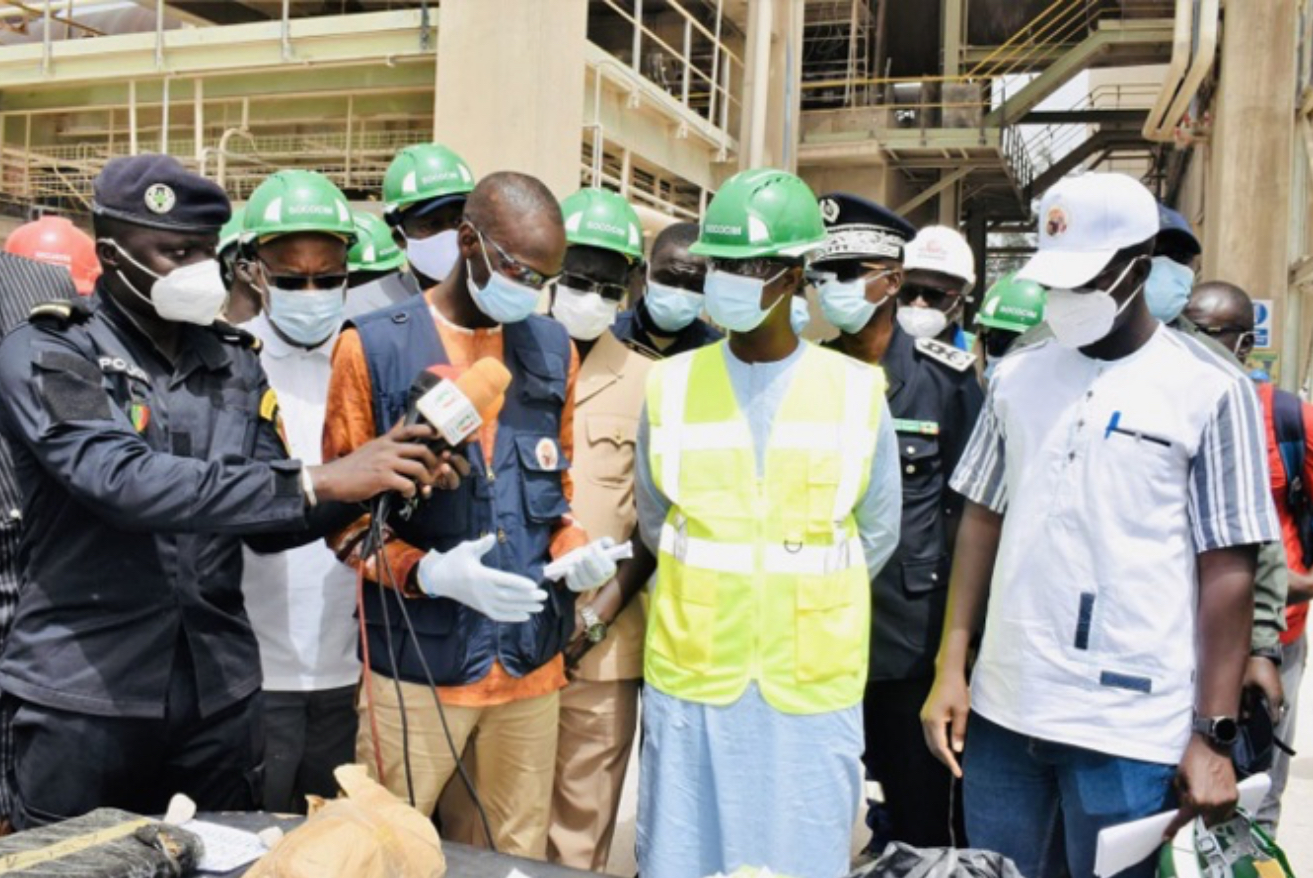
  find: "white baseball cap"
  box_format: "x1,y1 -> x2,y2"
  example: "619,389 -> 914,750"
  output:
904,225 -> 976,292
1017,172 -> 1158,289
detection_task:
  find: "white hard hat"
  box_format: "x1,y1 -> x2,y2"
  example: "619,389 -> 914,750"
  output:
904,226 -> 976,292
1017,172 -> 1158,289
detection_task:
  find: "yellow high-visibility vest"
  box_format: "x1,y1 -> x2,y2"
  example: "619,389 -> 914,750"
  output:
644,341 -> 886,714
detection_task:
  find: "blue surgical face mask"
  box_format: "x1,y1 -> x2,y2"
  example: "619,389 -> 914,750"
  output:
790,297 -> 811,336
268,285 -> 345,347
704,267 -> 787,333
644,278 -> 704,333
466,242 -> 541,325
817,273 -> 893,334
1144,255 -> 1195,323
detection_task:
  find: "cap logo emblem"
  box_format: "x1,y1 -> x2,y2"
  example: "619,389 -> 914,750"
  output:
819,198 -> 840,223
144,183 -> 176,215
1045,206 -> 1069,238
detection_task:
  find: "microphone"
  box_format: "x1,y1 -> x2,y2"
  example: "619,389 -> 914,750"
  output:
373,358 -> 512,527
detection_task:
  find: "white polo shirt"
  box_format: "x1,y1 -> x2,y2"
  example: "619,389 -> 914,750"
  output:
240,315 -> 361,692
951,326 -> 1278,764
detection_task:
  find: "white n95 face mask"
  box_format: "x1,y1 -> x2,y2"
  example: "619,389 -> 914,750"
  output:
112,242 -> 227,326
1045,259 -> 1144,349
405,229 -> 460,282
896,305 -> 949,339
552,284 -> 619,341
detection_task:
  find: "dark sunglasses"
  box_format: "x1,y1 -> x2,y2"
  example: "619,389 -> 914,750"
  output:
469,223 -> 559,290
559,272 -> 629,302
898,283 -> 959,309
258,261 -> 347,291
709,256 -> 795,280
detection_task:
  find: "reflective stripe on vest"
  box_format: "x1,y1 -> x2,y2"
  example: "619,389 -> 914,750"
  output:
644,341 -> 886,714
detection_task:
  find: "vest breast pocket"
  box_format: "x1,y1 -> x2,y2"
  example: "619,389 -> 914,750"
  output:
515,434 -> 570,522
514,346 -> 568,409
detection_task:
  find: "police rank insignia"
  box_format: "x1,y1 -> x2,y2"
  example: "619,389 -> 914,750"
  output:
259,388 -> 291,454
914,337 -> 975,372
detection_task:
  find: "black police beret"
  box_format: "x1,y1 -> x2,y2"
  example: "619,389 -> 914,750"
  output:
93,154 -> 232,233
813,192 -> 917,266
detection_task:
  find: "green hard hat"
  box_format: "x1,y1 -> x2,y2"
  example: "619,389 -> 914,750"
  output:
348,210 -> 406,274
975,272 -> 1047,333
382,143 -> 475,219
244,170 -> 355,244
690,168 -> 827,261
218,206 -> 247,254
560,187 -> 645,262
1158,812 -> 1294,878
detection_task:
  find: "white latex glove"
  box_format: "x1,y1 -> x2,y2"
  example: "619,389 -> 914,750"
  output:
552,536 -> 619,594
417,534 -> 547,623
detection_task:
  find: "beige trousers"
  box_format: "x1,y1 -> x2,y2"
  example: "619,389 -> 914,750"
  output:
356,672 -> 559,860
546,678 -> 641,871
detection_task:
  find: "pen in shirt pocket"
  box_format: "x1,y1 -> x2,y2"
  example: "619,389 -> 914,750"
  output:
1104,411 -> 1171,447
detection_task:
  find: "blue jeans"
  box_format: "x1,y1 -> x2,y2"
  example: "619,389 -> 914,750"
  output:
962,712 -> 1177,878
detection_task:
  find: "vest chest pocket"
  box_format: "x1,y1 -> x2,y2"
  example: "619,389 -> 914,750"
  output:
515,434 -> 571,522
514,346 -> 568,408
795,573 -> 863,682
584,413 -> 638,488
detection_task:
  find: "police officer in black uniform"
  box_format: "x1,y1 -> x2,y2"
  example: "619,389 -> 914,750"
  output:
813,193 -> 983,849
0,155 -> 445,827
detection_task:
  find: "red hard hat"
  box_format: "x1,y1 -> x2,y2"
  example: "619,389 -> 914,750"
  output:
4,216 -> 101,295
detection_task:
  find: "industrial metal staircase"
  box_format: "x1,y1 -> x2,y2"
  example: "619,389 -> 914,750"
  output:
798,0 -> 1182,224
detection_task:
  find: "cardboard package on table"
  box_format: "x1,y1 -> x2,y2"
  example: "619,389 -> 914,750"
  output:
0,808 -> 202,876
246,764 -> 445,878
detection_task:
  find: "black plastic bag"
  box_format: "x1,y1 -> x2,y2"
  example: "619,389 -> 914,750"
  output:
847,843 -> 1024,878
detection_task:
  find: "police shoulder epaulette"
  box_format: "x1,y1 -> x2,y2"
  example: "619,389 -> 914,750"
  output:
914,337 -> 975,373
208,319 -> 263,352
28,299 -> 92,327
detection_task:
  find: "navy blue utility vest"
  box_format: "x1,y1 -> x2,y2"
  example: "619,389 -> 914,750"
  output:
350,295 -> 575,686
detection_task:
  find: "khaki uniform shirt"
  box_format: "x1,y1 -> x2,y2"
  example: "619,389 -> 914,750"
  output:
569,330 -> 655,681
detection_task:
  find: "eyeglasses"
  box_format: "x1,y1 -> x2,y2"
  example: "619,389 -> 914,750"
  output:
813,262 -> 900,286
709,256 -> 795,280
559,272 -> 628,302
469,223 -> 559,290
1198,325 -> 1256,350
258,260 -> 347,291
898,283 -> 959,309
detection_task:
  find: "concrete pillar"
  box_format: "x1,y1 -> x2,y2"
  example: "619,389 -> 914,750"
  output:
1203,0 -> 1299,387
434,0 -> 587,199
740,0 -> 803,171
937,173 -> 960,226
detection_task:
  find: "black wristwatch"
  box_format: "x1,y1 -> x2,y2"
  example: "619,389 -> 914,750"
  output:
1192,714 -> 1240,748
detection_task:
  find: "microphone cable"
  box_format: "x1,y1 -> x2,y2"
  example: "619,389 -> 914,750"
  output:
364,492 -> 498,852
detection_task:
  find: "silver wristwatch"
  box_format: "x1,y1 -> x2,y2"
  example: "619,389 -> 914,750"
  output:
580,605 -> 608,644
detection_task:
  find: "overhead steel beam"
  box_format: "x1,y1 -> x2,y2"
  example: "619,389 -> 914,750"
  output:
0,9 -> 434,89
895,165 -> 970,215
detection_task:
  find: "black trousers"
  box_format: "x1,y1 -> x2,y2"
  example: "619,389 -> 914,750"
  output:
863,675 -> 967,848
261,686 -> 357,815
5,641 -> 264,828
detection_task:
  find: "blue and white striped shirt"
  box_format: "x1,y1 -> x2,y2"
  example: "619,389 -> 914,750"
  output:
950,326 -> 1279,764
